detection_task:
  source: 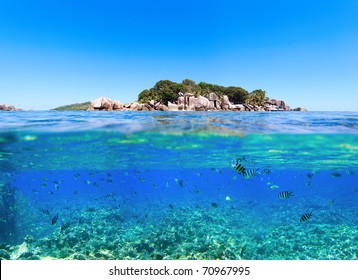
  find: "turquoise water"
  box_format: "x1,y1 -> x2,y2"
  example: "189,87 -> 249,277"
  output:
0,111 -> 357,260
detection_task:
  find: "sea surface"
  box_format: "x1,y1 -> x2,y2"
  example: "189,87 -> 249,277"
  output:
0,111 -> 357,260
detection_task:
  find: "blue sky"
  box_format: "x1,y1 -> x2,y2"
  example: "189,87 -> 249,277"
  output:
0,0 -> 357,110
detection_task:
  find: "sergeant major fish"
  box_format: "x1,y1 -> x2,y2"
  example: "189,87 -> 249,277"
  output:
231,159 -> 246,174
278,191 -> 293,199
300,212 -> 313,223
51,214 -> 59,225
60,223 -> 70,232
242,168 -> 260,179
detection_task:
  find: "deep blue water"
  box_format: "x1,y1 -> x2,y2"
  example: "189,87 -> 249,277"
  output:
0,111 -> 357,260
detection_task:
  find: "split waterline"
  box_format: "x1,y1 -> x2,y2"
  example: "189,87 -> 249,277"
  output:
0,111 -> 357,259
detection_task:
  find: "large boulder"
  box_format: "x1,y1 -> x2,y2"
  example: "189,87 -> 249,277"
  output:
208,100 -> 215,110
0,104 -> 21,111
181,93 -> 195,110
270,99 -> 287,109
194,95 -> 210,111
157,104 -> 169,111
207,92 -> 219,101
91,97 -> 114,110
221,95 -> 232,110
185,95 -> 196,110
265,99 -> 292,111
112,100 -> 123,110
142,103 -> 153,111
231,104 -> 245,111
244,104 -> 254,111
177,96 -> 185,107
129,102 -> 141,110
293,107 -> 308,112
167,101 -> 179,111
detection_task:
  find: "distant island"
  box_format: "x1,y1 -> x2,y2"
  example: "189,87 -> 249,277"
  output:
52,102 -> 91,111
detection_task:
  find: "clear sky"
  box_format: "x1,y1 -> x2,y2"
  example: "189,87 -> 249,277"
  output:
0,0 -> 357,110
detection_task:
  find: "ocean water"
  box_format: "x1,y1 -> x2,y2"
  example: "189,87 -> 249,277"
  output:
0,111 -> 357,260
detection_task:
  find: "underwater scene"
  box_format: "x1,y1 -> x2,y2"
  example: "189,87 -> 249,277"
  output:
0,111 -> 357,260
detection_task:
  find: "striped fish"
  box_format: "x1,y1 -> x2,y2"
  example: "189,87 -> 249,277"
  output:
278,191 -> 293,199
60,223 -> 70,231
242,168 -> 259,179
300,212 -> 313,223
51,214 -> 59,225
231,159 -> 246,174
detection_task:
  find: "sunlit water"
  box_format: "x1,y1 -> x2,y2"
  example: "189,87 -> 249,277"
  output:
0,111 -> 357,260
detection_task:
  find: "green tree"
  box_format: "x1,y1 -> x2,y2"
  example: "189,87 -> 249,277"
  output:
52,102 -> 91,110
223,87 -> 249,104
138,80 -> 185,104
197,82 -> 225,97
245,89 -> 266,106
137,89 -> 154,103
137,79 -> 267,106
182,79 -> 196,88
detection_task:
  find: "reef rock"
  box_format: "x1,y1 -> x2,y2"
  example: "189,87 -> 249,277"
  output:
10,242 -> 30,260
0,249 -> 11,260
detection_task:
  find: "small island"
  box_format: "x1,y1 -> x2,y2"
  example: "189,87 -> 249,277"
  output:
86,79 -> 307,112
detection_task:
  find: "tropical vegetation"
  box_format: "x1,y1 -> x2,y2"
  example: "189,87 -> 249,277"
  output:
138,79 -> 267,106
52,102 -> 91,111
